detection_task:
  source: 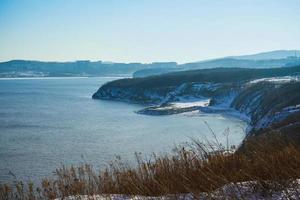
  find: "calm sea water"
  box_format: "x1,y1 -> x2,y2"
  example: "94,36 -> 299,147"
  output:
0,77 -> 247,183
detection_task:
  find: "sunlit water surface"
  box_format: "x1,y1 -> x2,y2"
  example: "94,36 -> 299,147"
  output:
0,77 -> 247,183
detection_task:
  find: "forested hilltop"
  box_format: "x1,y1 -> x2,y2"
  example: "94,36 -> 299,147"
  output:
93,65 -> 300,141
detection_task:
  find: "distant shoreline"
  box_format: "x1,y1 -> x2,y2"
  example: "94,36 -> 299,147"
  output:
0,76 -> 129,80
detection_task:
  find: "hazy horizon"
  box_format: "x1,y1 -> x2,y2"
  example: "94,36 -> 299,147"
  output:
1,49 -> 300,64
1,0 -> 299,63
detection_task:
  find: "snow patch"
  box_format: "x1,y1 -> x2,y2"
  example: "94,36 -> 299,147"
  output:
57,180 -> 300,200
249,76 -> 300,84
171,99 -> 210,108
254,104 -> 300,130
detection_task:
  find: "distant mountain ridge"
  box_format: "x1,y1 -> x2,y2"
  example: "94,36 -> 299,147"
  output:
1,50 -> 300,78
181,57 -> 300,70
134,51 -> 300,77
0,60 -> 179,78
228,50 -> 300,60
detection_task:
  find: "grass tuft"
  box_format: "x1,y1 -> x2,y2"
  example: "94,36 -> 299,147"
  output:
1,134 -> 300,199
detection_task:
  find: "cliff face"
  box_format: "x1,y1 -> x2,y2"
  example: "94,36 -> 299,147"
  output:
93,66 -> 300,135
92,81 -> 172,104
93,81 -> 240,105
231,81 -> 300,131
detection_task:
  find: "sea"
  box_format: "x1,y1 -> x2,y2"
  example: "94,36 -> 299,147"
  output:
0,77 -> 247,183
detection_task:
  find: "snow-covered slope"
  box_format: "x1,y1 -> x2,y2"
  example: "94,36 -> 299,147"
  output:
93,67 -> 300,135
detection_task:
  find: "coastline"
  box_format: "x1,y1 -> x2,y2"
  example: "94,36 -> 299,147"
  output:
0,76 -> 130,80
136,98 -> 251,133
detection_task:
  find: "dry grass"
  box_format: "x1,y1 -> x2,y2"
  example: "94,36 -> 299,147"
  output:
1,133 -> 300,199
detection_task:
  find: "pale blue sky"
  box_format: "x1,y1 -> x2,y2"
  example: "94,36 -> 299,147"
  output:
0,0 -> 299,63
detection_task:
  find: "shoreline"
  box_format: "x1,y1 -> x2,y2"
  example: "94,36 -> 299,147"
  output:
136,98 -> 252,138
137,99 -> 251,123
0,76 -> 130,80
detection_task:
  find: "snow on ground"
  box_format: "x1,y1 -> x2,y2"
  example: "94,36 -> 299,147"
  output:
56,194 -> 192,200
153,98 -> 211,111
180,110 -> 200,117
249,76 -> 300,84
211,180 -> 300,200
171,99 -> 210,108
56,180 -> 300,199
254,104 -> 300,130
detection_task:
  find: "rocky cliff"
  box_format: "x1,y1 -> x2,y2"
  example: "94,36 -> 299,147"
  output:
93,66 -> 300,136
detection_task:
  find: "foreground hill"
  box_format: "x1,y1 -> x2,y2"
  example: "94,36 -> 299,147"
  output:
2,131 -> 300,199
93,65 -> 300,138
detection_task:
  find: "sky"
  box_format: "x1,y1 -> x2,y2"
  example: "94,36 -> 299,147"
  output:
0,0 -> 299,63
